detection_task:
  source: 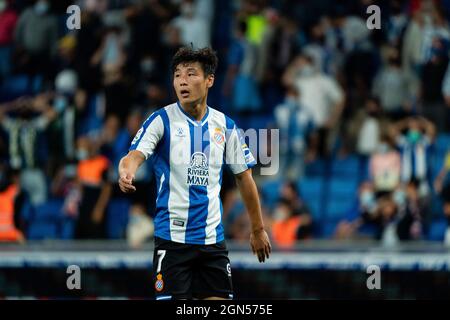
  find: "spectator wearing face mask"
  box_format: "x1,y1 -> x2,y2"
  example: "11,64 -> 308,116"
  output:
334,182 -> 378,240
282,53 -> 345,157
347,96 -> 389,157
168,0 -> 211,49
369,135 -> 402,195
49,70 -> 81,165
390,116 -> 436,195
270,182 -> 313,247
14,0 -> 58,78
274,86 -> 314,179
372,47 -> 412,121
74,136 -> 112,239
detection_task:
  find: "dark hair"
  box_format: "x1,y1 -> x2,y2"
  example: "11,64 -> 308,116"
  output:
171,46 -> 218,77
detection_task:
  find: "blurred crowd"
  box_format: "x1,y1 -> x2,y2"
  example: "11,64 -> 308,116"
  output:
0,0 -> 450,248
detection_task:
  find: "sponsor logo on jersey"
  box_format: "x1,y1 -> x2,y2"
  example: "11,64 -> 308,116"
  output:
187,152 -> 209,186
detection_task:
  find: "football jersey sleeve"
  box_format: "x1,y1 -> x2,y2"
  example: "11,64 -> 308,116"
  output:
225,124 -> 257,174
129,112 -> 164,160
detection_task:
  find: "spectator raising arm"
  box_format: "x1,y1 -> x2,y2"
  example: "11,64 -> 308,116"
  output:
434,152 -> 450,194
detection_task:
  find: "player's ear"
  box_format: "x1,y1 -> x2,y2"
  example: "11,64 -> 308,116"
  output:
206,74 -> 214,88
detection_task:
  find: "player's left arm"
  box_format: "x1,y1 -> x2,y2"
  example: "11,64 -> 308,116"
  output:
235,168 -> 272,263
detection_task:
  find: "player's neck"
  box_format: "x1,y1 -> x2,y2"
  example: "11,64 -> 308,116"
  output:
180,99 -> 208,122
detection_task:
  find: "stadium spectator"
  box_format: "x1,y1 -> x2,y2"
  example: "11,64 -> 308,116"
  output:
434,150 -> 450,195
74,136 -> 112,239
334,182 -> 377,240
126,202 -> 154,248
282,53 -> 345,157
270,182 -> 312,247
13,0 -> 58,79
347,96 -> 389,157
390,116 -> 436,194
48,69 -> 81,170
368,134 -> 402,194
372,47 -> 412,120
441,60 -> 450,132
0,165 -> 24,242
434,150 -> 450,245
442,185 -> 450,245
419,5 -> 450,132
223,20 -> 262,115
0,0 -> 18,81
168,0 -> 211,49
274,86 -> 314,179
386,0 -> 408,48
0,93 -> 56,205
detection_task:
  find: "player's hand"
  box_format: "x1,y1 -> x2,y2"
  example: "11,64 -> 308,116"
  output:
250,229 -> 272,263
118,172 -> 136,193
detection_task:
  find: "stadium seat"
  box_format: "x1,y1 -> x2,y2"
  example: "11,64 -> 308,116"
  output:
435,134 -> 450,155
321,221 -> 338,238
324,197 -> 354,221
430,192 -> 445,218
426,219 -> 448,241
260,179 -> 283,210
430,152 -> 445,180
106,198 -> 131,239
27,221 -> 58,240
298,177 -> 325,220
0,75 -> 30,100
247,115 -> 272,130
59,217 -> 76,240
330,155 -> 360,179
304,159 -> 327,177
32,199 -> 64,221
324,178 -> 359,221
78,94 -> 104,135
328,178 -> 359,196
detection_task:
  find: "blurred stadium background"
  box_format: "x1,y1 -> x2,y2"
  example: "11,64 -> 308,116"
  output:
1,0 -> 450,299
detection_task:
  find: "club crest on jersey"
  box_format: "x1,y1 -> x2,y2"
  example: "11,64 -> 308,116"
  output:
155,273 -> 164,292
213,127 -> 225,145
187,152 -> 209,186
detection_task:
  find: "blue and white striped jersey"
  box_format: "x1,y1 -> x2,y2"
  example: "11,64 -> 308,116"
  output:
129,102 -> 256,245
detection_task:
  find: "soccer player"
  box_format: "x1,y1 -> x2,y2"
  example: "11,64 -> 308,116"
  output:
118,47 -> 271,300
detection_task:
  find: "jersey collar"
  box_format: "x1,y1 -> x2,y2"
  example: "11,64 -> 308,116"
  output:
176,101 -> 209,127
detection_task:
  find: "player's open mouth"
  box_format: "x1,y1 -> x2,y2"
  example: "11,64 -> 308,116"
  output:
180,90 -> 190,98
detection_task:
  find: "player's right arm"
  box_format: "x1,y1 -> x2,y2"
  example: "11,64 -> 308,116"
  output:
118,150 -> 146,193
118,111 -> 164,193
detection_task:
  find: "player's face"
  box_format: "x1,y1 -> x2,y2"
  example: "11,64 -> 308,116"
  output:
173,62 -> 214,105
